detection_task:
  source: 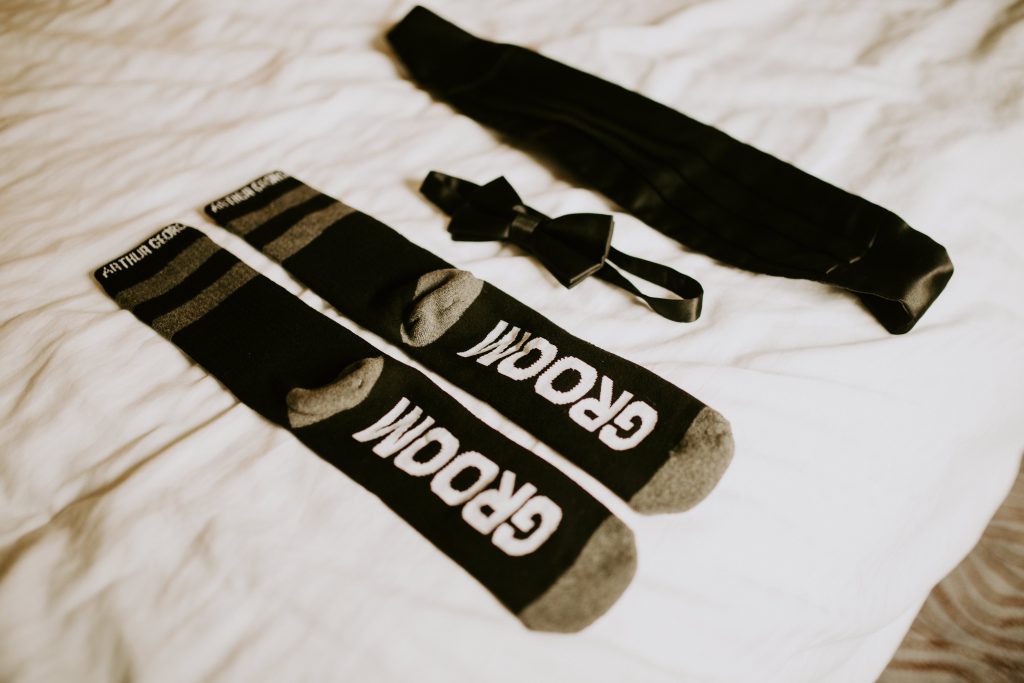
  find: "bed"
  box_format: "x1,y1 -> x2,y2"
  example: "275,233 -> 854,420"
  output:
2,1 -> 1023,681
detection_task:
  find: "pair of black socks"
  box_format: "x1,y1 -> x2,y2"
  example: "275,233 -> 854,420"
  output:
203,172 -> 733,514
94,172 -> 734,631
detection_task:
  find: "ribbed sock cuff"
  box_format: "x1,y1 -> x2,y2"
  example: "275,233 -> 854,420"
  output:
94,223 -> 201,300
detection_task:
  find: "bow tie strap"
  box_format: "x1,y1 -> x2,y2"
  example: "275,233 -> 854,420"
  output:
419,171 -> 703,322
419,170 -> 488,217
599,248 -> 703,322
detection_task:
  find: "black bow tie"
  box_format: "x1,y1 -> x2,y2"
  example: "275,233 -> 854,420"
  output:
420,171 -> 703,322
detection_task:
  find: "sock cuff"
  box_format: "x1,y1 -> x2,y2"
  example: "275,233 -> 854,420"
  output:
205,171 -> 316,233
204,172 -> 363,264
94,224 -> 259,340
94,224 -> 206,298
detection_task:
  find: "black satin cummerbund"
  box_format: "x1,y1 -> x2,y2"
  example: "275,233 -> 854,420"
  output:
387,6 -> 953,334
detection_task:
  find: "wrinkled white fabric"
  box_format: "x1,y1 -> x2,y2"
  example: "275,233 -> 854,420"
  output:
2,1 -> 1023,681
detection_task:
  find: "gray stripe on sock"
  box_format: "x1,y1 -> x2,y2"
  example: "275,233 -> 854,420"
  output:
114,238 -> 219,310
152,262 -> 256,338
227,184 -> 321,236
263,200 -> 355,261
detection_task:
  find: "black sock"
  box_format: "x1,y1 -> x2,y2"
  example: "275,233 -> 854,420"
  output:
94,224 -> 637,633
205,173 -> 734,514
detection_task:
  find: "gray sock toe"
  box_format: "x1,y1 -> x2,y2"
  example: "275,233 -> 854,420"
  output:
287,356 -> 384,428
516,516 -> 637,633
629,407 -> 734,515
400,268 -> 484,347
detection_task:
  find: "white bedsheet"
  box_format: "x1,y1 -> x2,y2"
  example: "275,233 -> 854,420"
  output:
2,1 -> 1023,681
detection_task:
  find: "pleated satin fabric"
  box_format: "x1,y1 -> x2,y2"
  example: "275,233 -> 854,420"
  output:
387,6 -> 954,334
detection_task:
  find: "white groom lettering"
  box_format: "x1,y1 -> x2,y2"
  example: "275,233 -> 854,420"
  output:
492,496 -> 563,557
352,398 -> 562,556
457,320 -> 531,365
393,426 -> 459,476
430,451 -> 500,505
569,376 -> 634,431
535,356 -> 598,405
600,400 -> 658,451
497,337 -> 558,380
462,471 -> 537,534
352,397 -> 434,457
457,321 -> 659,451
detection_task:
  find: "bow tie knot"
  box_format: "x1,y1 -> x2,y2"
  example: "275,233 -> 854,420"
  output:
508,210 -> 542,245
421,172 -> 614,288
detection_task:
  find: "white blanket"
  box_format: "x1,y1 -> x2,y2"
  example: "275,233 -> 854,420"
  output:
2,1 -> 1023,681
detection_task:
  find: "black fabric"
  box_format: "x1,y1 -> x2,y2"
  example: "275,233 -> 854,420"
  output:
419,170 -> 703,322
130,249 -> 238,324
386,6 -> 955,334
206,173 -> 303,225
205,174 -> 712,504
94,225 -> 619,618
247,193 -> 336,250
